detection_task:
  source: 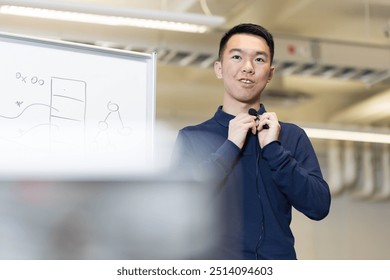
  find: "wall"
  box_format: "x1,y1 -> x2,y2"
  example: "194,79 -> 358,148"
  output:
293,195 -> 390,259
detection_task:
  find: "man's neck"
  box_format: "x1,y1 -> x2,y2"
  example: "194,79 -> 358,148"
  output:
222,100 -> 260,116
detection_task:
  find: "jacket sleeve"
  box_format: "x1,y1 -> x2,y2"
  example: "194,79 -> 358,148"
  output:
170,129 -> 241,187
261,130 -> 331,221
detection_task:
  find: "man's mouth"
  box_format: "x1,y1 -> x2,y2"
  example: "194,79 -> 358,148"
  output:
239,78 -> 254,84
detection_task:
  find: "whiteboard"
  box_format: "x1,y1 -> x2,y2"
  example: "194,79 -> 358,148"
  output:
0,33 -> 156,180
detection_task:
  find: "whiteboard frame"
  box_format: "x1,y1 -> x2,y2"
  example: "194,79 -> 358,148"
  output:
0,31 -> 156,136
0,32 -> 157,180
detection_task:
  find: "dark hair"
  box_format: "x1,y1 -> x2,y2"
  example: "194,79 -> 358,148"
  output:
218,23 -> 274,63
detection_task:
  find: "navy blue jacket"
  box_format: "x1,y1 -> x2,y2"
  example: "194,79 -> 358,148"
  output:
171,105 -> 331,259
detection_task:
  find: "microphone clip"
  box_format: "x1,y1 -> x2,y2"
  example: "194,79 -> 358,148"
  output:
248,108 -> 269,129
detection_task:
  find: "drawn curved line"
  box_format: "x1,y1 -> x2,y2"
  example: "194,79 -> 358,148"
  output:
15,123 -> 54,138
53,94 -> 84,103
0,103 -> 59,119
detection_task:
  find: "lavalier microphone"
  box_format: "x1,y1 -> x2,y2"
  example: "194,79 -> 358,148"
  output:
248,108 -> 269,129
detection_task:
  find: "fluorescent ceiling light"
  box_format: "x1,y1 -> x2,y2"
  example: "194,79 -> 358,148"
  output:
0,1 -> 225,33
304,127 -> 390,144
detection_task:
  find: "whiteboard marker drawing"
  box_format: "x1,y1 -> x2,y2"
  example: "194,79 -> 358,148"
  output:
102,101 -> 131,135
0,103 -> 57,120
91,101 -> 132,151
49,77 -> 87,149
16,72 -> 44,86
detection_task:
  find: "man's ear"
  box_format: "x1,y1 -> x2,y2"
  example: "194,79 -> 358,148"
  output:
267,66 -> 275,83
214,60 -> 223,79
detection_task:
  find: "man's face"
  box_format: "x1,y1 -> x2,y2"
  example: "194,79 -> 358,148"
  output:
214,33 -> 274,106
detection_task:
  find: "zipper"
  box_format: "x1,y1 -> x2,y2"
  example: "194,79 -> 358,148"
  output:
254,141 -> 264,259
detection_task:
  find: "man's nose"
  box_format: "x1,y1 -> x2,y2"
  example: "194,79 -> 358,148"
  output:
242,60 -> 254,74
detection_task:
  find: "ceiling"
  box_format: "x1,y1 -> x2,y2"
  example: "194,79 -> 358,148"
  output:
0,0 -> 389,131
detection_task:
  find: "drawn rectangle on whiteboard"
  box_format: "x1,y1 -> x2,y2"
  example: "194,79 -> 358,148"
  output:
51,77 -> 87,104
0,32 -> 156,180
50,77 -> 86,127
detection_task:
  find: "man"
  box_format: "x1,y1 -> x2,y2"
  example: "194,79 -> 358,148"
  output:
171,23 -> 331,259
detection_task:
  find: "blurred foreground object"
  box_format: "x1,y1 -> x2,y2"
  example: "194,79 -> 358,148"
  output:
0,177 -> 220,259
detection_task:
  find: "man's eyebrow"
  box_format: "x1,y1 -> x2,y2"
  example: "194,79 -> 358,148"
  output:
256,51 -> 268,57
229,48 -> 243,53
229,48 -> 268,56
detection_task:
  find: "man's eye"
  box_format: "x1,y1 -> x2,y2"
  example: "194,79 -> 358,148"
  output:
232,55 -> 241,60
256,57 -> 265,62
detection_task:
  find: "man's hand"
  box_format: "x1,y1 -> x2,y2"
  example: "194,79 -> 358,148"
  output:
257,112 -> 281,148
228,113 -> 257,149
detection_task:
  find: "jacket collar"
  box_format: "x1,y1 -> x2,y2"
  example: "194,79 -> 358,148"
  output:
214,104 -> 267,128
